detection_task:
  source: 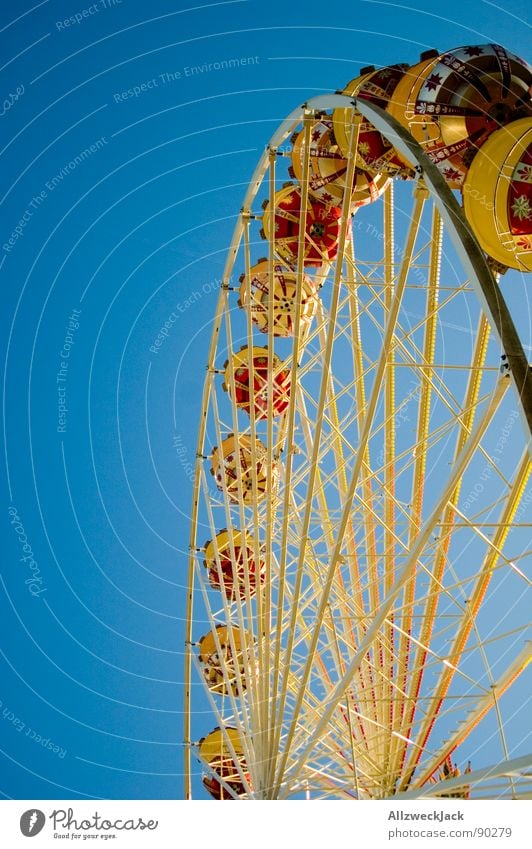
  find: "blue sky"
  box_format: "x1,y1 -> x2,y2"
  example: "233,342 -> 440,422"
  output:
1,0 -> 530,800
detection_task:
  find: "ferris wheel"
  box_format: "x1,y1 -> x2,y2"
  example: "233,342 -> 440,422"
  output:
183,45 -> 532,800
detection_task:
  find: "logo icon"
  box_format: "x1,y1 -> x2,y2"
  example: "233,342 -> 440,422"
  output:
20,810 -> 46,837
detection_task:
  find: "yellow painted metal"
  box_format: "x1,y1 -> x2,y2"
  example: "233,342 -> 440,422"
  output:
463,118 -> 532,271
271,113 -> 362,797
216,316 -> 268,785
412,643 -> 532,790
243,211 -> 271,795
345,249 -> 386,744
183,282 -> 230,799
198,728 -> 247,776
348,179 -> 428,787
284,375 -> 509,794
312,303 -> 380,749
408,453 -> 531,789
332,69 -> 374,157
382,182 -> 397,782
399,313 -> 491,789
200,418 -> 260,756
204,528 -> 246,564
185,84 -> 532,801
223,345 -> 283,380
385,57 -> 441,158
269,113 -> 318,793
333,66 -> 414,179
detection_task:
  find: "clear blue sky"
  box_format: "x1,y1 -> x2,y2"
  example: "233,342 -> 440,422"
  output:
1,0 -> 530,800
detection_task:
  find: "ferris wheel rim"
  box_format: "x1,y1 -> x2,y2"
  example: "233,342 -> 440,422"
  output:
183,91 -> 532,801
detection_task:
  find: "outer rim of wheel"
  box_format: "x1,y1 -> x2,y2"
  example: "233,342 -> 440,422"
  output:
183,95 -> 532,800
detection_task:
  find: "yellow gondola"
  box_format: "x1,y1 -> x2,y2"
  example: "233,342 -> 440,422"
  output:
290,115 -> 390,207
238,259 -> 319,336
198,727 -> 251,800
198,625 -> 254,695
203,529 -> 266,600
387,44 -> 532,188
222,346 -> 291,419
333,62 -> 415,179
210,434 -> 279,504
463,118 -> 532,271
261,184 -> 344,267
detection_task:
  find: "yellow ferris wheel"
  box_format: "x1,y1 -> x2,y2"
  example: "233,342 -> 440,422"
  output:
184,44 -> 532,800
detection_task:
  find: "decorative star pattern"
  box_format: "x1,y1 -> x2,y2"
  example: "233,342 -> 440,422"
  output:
443,166 -> 462,182
425,72 -> 444,92
511,194 -> 532,221
516,234 -> 532,249
514,162 -> 532,184
463,46 -> 483,57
